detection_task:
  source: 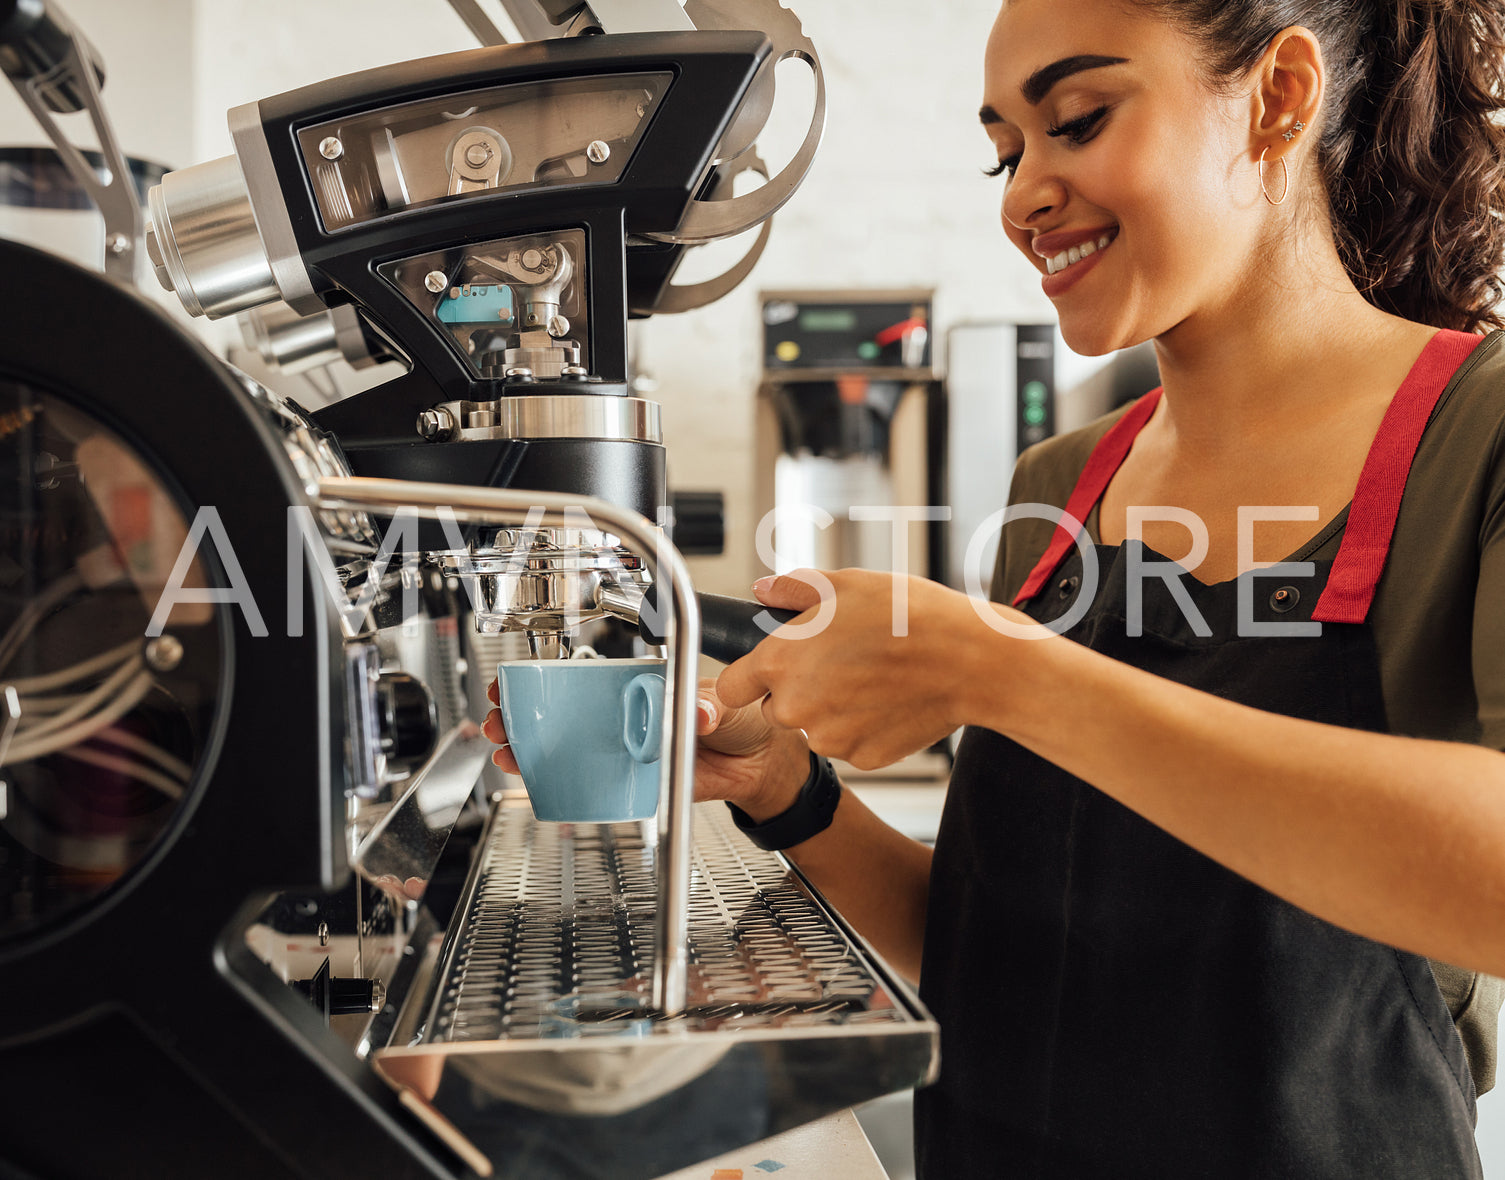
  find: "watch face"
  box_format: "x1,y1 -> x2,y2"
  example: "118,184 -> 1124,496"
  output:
0,381 -> 222,944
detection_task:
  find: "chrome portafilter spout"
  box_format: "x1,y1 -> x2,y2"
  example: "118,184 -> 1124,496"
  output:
524,629 -> 572,661
434,525 -> 652,652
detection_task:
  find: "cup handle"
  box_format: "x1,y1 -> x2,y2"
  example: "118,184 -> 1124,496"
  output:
622,673 -> 664,763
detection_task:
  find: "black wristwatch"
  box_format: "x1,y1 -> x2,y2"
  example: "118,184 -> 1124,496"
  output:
727,751 -> 842,851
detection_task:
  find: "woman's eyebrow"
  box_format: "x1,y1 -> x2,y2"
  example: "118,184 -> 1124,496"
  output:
979,53 -> 1130,123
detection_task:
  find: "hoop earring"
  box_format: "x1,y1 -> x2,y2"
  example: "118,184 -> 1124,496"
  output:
1259,147 -> 1289,206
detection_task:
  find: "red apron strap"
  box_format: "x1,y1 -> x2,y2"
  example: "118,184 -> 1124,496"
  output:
1013,388 -> 1163,605
1311,329 -> 1484,624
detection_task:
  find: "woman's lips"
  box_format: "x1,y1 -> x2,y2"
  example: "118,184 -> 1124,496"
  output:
1037,228 -> 1118,297
1044,232 -> 1114,276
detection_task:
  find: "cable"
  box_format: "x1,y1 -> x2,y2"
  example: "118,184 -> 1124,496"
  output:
13,693 -> 85,714
59,745 -> 184,801
93,725 -> 193,782
0,570 -> 83,674
4,671 -> 154,765
16,656 -> 143,739
5,639 -> 136,695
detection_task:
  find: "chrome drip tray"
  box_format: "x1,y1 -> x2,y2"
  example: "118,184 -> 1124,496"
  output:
433,800 -> 913,1039
371,799 -> 938,1180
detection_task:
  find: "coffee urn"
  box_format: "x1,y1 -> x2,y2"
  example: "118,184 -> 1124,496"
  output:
755,289 -> 945,583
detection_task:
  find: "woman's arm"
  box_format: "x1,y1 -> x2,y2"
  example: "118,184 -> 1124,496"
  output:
752,772 -> 934,983
982,613 -> 1505,976
695,697 -> 934,982
719,570 -> 1505,979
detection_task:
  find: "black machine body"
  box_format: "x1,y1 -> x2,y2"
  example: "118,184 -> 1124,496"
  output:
147,32 -> 777,522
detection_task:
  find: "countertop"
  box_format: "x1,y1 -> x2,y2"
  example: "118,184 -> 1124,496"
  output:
653,1110 -> 889,1180
845,779 -> 947,845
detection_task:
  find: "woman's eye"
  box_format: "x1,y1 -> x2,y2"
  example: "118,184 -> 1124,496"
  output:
983,105 -> 1109,179
1047,105 -> 1110,145
985,154 -> 1021,180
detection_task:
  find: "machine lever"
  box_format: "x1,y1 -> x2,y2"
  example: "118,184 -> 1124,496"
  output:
637,589 -> 798,663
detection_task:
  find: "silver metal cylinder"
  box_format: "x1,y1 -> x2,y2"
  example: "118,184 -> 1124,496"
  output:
239,302 -> 341,373
438,395 -> 663,444
145,155 -> 278,319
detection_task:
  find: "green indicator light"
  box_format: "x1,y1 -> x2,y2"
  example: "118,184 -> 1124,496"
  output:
857,341 -> 880,360
1023,380 -> 1048,405
1024,404 -> 1047,426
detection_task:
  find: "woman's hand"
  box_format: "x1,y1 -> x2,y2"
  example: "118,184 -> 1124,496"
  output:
716,568 -> 993,770
482,678 -> 523,776
482,675 -> 812,821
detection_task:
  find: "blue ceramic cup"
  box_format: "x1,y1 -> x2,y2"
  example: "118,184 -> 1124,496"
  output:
495,657 -> 667,823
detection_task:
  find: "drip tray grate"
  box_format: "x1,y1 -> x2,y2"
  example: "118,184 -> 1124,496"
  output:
425,800 -> 916,1042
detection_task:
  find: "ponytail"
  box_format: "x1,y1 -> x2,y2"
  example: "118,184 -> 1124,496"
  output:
1137,0 -> 1505,332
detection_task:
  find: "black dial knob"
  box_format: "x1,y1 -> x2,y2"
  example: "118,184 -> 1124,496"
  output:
375,671 -> 437,775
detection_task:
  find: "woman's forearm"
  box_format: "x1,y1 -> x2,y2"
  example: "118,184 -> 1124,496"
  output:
780,787 -> 933,983
973,614 -> 1505,975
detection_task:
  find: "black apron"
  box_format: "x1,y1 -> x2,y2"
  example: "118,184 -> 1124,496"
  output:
916,330 -> 1487,1179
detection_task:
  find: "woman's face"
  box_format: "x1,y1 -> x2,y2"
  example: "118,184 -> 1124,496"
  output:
982,0 -> 1266,355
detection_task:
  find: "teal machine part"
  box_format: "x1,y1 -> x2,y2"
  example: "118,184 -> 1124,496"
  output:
437,284 -> 515,325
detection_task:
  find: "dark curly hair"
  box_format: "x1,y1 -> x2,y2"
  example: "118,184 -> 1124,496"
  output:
1132,0 -> 1505,332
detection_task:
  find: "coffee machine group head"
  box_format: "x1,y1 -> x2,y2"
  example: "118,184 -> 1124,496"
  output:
143,2 -> 825,656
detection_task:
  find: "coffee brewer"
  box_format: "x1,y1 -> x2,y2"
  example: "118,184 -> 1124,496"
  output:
0,4 -> 938,1178
756,289 -> 945,583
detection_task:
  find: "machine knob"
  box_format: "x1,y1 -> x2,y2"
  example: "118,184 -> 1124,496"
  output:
375,672 -> 437,775
292,958 -> 382,1023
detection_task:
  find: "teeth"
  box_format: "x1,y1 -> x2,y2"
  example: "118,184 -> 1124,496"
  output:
1045,233 -> 1114,276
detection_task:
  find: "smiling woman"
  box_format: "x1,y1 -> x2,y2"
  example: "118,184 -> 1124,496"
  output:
482,1 -> 1505,1176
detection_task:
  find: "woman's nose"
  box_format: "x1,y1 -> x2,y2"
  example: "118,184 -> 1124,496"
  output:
1002,156 -> 1063,231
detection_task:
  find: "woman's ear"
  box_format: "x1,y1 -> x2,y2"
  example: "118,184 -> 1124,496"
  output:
1249,25 -> 1323,164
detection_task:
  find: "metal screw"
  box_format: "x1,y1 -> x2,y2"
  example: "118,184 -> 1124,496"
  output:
144,634 -> 184,672
586,140 -> 611,164
318,136 -> 344,161
317,921 -> 329,947
107,232 -> 131,256
504,367 -> 535,382
34,452 -> 61,491
548,314 -> 570,338
424,270 -> 448,293
562,365 -> 590,379
464,142 -> 493,166
521,248 -> 543,270
416,408 -> 454,439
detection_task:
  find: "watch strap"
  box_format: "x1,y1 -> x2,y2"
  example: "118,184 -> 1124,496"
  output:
727,751 -> 842,851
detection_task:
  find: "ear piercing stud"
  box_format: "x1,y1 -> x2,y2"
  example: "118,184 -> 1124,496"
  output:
1282,120 -> 1306,143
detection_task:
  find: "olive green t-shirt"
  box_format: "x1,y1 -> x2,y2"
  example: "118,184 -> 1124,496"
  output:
990,332 -> 1505,1095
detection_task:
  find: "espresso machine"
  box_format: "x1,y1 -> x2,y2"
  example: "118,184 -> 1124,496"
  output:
0,3 -> 937,1178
